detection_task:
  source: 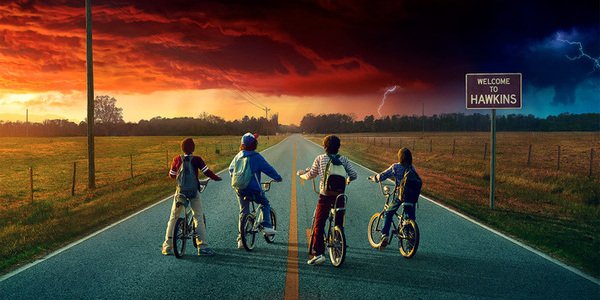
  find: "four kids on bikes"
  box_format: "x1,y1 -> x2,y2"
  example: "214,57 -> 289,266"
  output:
162,134 -> 420,261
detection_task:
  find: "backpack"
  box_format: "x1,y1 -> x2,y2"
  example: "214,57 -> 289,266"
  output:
397,165 -> 422,204
323,154 -> 347,196
176,155 -> 199,199
231,153 -> 256,190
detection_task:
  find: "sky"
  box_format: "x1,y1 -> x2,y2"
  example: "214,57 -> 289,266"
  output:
0,0 -> 599,125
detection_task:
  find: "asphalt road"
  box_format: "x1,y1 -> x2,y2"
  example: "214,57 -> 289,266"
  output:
1,134 -> 598,299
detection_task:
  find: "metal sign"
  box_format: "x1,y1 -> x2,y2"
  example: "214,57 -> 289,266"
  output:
466,73 -> 522,109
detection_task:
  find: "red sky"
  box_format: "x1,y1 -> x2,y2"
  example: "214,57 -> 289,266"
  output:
0,1 -> 598,124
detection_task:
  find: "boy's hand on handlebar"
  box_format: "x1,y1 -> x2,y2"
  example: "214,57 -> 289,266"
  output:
296,168 -> 308,176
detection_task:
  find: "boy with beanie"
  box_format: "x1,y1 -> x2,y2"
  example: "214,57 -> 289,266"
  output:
229,133 -> 282,249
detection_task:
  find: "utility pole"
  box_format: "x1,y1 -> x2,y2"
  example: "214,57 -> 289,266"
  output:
421,102 -> 425,136
264,107 -> 270,139
25,108 -> 29,137
86,0 -> 95,189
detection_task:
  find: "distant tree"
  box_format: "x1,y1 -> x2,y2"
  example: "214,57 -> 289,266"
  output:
94,95 -> 124,124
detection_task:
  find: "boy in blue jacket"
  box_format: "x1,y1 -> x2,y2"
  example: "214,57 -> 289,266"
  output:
229,133 -> 282,249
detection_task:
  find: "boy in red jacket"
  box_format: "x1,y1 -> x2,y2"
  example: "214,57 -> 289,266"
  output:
162,138 -> 222,256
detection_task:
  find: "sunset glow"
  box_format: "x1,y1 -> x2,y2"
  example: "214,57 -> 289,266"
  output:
1,1 -> 598,124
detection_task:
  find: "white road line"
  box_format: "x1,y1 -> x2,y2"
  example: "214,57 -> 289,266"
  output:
303,136 -> 599,285
0,136 -> 289,282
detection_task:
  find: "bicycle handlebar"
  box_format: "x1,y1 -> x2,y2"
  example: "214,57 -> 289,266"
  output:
368,175 -> 394,197
262,179 -> 277,192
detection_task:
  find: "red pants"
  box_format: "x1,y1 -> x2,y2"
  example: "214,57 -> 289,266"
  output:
310,194 -> 345,256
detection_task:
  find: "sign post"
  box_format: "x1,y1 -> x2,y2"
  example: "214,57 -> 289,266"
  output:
466,73 -> 522,209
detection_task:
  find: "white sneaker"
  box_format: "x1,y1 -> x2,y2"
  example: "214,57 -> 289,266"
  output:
307,254 -> 326,265
262,227 -> 277,235
237,240 -> 243,249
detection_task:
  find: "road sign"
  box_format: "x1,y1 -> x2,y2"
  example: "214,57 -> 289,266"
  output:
466,73 -> 522,109
465,72 -> 522,210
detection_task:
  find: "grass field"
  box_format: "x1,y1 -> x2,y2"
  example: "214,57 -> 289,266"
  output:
309,132 -> 600,277
0,135 -> 285,274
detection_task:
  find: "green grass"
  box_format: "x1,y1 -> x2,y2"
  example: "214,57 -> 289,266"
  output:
309,132 -> 600,277
0,135 -> 285,274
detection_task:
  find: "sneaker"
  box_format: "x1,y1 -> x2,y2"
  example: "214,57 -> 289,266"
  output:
262,227 -> 277,235
378,236 -> 389,250
198,247 -> 216,256
307,254 -> 326,265
161,247 -> 173,256
237,240 -> 244,249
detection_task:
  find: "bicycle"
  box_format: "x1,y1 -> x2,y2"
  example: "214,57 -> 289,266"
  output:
173,178 -> 209,258
240,180 -> 278,251
367,178 -> 420,258
302,176 -> 347,267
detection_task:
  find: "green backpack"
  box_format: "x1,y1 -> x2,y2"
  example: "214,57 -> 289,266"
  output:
231,153 -> 256,190
176,155 -> 198,199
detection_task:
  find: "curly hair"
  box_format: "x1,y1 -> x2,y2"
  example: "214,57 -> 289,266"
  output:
323,135 -> 341,154
181,138 -> 195,154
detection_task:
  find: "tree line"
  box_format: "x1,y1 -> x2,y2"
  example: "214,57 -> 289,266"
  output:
1,94 -> 597,136
0,114 -> 280,137
299,113 -> 600,133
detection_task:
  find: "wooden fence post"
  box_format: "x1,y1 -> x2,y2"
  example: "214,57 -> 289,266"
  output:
484,143 -> 488,160
429,139 -> 432,152
130,154 -> 134,178
388,138 -> 390,148
29,167 -> 34,203
71,161 -> 77,196
527,144 -> 532,166
590,148 -> 594,177
412,140 -> 415,151
557,145 -> 561,171
452,139 -> 456,156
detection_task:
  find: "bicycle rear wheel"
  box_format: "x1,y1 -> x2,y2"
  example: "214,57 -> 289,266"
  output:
328,226 -> 346,267
399,219 -> 420,258
264,209 -> 277,243
241,214 -> 257,251
173,217 -> 186,258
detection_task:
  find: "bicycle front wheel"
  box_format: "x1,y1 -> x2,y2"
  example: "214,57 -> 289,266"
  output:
367,212 -> 384,248
264,209 -> 277,244
399,219 -> 420,258
328,226 -> 346,267
173,217 -> 186,258
241,214 -> 257,251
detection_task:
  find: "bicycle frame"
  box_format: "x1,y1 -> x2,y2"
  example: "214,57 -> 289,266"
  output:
173,179 -> 210,257
308,178 -> 348,250
243,179 -> 276,232
374,180 -> 413,240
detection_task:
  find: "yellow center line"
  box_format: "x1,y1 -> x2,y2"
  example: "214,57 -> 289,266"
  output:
284,143 -> 299,300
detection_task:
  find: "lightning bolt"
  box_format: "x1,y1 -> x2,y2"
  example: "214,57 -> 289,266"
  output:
556,33 -> 600,73
377,85 -> 398,117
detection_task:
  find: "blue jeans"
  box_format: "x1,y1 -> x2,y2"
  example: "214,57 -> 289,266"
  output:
381,198 -> 416,236
237,190 -> 273,238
